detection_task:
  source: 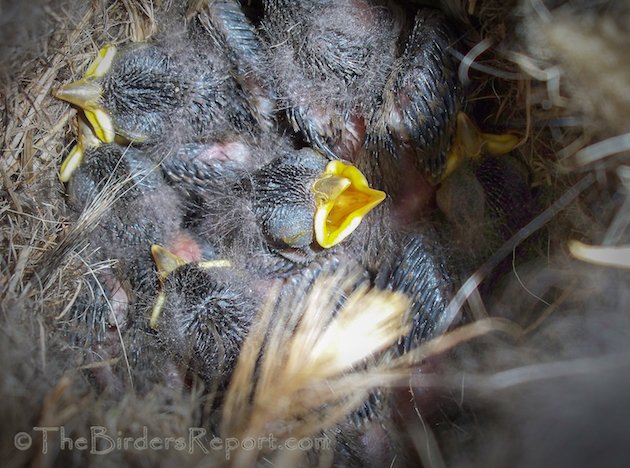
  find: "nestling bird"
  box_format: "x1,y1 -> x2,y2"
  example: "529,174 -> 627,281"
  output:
364,8 -> 518,190
54,28 -> 263,145
370,7 -> 465,182
149,245 -> 256,390
158,134 -> 284,198
62,121 -> 231,394
63,120 -> 195,297
261,0 -> 402,159
192,0 -> 276,130
190,146 -> 386,273
64,268 -> 130,394
435,136 -> 535,269
146,242 -> 372,393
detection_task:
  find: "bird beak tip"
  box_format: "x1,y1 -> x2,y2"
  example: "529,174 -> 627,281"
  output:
313,161 -> 386,248
59,144 -> 84,182
151,244 -> 187,280
53,80 -> 102,108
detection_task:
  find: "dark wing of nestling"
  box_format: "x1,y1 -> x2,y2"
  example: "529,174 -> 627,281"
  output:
373,8 -> 463,181
193,0 -> 275,129
376,229 -> 454,353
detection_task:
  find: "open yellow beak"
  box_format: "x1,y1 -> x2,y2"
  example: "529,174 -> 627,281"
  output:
59,118 -> 102,182
54,45 -> 117,143
313,160 -> 386,248
441,112 -> 521,182
149,244 -> 232,328
54,81 -> 114,144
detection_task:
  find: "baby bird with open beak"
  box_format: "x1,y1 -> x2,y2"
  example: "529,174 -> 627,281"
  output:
53,16 -> 266,146
189,146 -> 386,274
364,8 -> 513,195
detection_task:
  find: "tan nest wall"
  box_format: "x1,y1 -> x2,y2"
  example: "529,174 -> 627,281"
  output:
1,0 -> 628,466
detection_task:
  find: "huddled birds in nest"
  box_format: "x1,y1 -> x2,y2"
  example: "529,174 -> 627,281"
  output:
53,0 -> 533,464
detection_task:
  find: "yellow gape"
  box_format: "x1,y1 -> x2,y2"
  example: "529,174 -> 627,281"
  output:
59,118 -> 102,182
441,112 -> 521,182
150,244 -> 188,329
149,244 -> 232,329
313,160 -> 386,248
54,45 -> 117,143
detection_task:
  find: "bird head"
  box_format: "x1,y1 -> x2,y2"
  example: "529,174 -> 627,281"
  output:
251,149 -> 386,252
55,43 -> 186,144
149,245 -> 251,382
54,45 -> 117,143
150,244 -> 233,329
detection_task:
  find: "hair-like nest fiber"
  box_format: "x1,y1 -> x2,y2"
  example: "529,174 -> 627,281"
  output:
1,0 -> 629,466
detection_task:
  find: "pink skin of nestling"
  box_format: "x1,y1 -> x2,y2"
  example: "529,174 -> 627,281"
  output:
391,155 -> 437,224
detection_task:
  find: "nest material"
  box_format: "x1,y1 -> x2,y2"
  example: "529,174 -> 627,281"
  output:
1,0 -> 629,466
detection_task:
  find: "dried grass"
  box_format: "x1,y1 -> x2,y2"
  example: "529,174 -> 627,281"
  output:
1,0 -> 629,466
